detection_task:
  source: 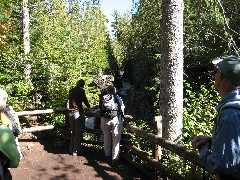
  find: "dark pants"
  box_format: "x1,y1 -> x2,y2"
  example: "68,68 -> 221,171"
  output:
69,111 -> 85,154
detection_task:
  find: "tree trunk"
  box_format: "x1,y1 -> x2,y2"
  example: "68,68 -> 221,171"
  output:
22,0 -> 30,54
22,0 -> 32,88
160,0 -> 184,142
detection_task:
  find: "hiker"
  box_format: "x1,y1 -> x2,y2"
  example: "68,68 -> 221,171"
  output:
0,126 -> 20,179
68,79 -> 92,156
0,89 -> 21,179
100,85 -> 124,165
192,56 -> 240,179
0,88 -> 22,159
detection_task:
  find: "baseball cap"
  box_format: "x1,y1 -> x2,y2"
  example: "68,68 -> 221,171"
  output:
212,56 -> 240,86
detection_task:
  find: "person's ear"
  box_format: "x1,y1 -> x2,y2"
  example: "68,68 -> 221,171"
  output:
216,71 -> 223,81
219,72 -> 224,81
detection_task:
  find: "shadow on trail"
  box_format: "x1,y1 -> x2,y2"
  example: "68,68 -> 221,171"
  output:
24,128 -> 150,180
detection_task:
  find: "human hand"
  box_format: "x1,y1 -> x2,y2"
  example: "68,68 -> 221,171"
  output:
192,136 -> 211,150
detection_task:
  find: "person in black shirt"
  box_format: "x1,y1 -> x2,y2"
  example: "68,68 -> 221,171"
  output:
68,79 -> 92,156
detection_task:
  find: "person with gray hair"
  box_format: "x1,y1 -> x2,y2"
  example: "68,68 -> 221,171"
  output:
0,88 -> 21,179
0,89 -> 22,155
192,56 -> 240,179
0,89 -> 8,110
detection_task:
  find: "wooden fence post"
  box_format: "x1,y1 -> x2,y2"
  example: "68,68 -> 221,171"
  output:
153,116 -> 162,161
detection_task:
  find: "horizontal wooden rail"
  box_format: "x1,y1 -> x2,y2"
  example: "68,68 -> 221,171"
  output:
22,125 -> 54,133
16,108 -> 133,120
121,140 -> 185,180
123,122 -> 201,166
16,108 -> 72,116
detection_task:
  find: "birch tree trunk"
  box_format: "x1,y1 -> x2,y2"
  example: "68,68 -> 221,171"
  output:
22,0 -> 30,54
160,0 -> 184,142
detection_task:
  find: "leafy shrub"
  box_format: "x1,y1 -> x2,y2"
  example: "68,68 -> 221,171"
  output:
182,81 -> 220,148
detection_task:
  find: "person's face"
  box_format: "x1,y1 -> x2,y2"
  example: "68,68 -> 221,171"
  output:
0,96 -> 7,110
214,68 -> 223,92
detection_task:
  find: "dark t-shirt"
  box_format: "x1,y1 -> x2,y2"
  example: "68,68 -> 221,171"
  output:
68,86 -> 90,112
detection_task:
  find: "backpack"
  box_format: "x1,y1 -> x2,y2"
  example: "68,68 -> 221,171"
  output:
101,94 -> 118,118
0,106 -> 21,137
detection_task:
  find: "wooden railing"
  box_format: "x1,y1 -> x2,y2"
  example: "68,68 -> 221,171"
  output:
16,108 -> 212,180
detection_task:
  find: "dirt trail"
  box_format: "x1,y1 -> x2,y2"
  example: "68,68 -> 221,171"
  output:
10,130 -> 149,180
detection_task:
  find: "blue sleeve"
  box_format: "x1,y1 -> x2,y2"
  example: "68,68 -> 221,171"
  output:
200,110 -> 240,175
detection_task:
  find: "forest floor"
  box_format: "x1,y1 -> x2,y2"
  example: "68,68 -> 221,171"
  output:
9,128 -> 150,180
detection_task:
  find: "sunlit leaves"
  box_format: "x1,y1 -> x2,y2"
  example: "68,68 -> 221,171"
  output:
182,81 -> 220,148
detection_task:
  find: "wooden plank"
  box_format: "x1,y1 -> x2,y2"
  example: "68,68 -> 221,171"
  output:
153,116 -> 162,160
16,108 -> 73,116
22,125 -> 54,133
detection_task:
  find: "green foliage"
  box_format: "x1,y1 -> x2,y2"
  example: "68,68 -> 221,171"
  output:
127,119 -> 153,155
184,0 -> 240,87
151,81 -> 219,179
110,0 -> 162,121
182,81 -> 220,148
0,0 -> 22,51
0,53 -> 32,111
161,150 -> 214,179
0,0 -> 112,126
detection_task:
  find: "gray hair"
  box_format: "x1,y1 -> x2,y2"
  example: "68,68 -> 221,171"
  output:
0,89 -> 8,110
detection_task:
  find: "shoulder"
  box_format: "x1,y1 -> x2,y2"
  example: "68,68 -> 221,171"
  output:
114,95 -> 123,103
219,108 -> 240,125
4,105 -> 14,113
115,95 -> 122,100
114,94 -> 119,99
70,87 -> 84,94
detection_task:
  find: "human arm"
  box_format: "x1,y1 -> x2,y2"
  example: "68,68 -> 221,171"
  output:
80,89 -> 93,113
199,110 -> 240,175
